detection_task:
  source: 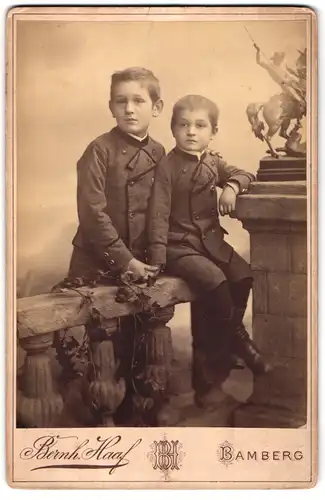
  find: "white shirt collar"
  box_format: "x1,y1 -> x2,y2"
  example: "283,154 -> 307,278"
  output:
178,147 -> 206,160
128,132 -> 148,142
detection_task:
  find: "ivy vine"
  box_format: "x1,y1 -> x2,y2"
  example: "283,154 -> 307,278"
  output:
50,271 -> 162,421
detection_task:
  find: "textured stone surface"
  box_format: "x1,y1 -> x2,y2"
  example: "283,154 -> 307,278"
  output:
289,232 -> 307,274
235,194 -> 307,223
251,233 -> 290,272
267,272 -> 307,317
17,276 -> 196,338
289,316 -> 308,360
254,314 -> 307,361
241,355 -> 307,419
254,314 -> 293,358
234,181 -> 308,428
248,181 -> 307,196
252,271 -> 268,314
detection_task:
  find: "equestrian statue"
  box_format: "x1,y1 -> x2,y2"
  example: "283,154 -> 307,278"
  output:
245,31 -> 307,159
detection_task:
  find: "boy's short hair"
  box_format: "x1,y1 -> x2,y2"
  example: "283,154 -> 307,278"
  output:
171,94 -> 219,131
110,67 -> 161,103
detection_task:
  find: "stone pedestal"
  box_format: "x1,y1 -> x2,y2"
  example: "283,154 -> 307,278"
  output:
233,181 -> 307,428
257,156 -> 306,181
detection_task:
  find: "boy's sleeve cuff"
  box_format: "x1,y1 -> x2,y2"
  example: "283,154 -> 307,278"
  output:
147,244 -> 167,266
227,174 -> 254,193
226,181 -> 240,195
103,245 -> 133,272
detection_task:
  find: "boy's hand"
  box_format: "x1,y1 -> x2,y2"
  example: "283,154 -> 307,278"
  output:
125,258 -> 159,282
219,185 -> 237,216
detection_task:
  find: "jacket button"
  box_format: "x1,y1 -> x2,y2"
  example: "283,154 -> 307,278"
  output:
109,259 -> 115,265
202,234 -> 206,240
211,209 -> 215,215
211,160 -> 216,166
211,228 -> 215,233
129,212 -> 134,219
195,215 -> 200,220
152,149 -> 156,156
121,148 -> 127,155
129,181 -> 135,186
182,168 -> 187,173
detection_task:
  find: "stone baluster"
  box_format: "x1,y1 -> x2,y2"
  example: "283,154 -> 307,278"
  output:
83,318 -> 126,426
140,305 -> 180,426
17,333 -> 64,427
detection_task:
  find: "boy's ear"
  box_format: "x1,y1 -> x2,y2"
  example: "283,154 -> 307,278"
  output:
109,100 -> 115,117
212,126 -> 218,135
152,99 -> 164,117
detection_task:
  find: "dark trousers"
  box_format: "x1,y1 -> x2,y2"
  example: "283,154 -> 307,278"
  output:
191,277 -> 252,396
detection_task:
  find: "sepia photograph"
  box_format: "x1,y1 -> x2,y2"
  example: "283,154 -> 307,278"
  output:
7,5 -> 317,488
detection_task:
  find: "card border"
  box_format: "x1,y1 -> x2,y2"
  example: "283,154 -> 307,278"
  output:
5,5 -> 318,489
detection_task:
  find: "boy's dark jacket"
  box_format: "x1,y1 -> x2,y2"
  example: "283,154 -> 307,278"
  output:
69,126 -> 165,277
148,148 -> 255,266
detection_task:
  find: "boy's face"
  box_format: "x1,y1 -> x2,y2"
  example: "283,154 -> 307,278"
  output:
172,108 -> 216,152
109,81 -> 162,137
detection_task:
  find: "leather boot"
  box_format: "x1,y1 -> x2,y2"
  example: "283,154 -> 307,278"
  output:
233,323 -> 272,375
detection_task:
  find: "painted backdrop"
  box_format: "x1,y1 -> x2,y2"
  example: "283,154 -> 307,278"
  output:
16,19 -> 306,294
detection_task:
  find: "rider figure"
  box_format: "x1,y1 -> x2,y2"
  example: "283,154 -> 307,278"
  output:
254,44 -> 304,105
254,44 -> 306,139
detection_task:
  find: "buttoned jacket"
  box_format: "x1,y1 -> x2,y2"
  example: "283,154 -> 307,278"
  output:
148,148 -> 255,265
71,127 -> 165,272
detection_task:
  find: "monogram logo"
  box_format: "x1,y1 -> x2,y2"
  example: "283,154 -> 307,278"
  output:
148,435 -> 184,480
216,440 -> 235,467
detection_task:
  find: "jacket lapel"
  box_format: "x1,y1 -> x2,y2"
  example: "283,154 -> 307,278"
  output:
113,128 -> 158,181
192,154 -> 218,194
127,145 -> 158,182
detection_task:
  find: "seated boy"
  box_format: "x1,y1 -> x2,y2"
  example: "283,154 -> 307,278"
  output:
148,95 -> 271,404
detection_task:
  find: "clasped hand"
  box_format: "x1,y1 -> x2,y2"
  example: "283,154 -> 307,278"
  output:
121,258 -> 160,283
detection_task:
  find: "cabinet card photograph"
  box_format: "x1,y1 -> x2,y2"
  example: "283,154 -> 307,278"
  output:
6,5 -> 317,489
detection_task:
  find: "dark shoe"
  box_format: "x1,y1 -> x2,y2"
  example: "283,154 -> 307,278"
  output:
233,325 -> 272,375
230,354 -> 246,370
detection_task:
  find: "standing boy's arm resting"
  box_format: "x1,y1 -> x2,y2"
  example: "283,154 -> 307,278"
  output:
147,159 -> 172,266
217,157 -> 256,193
77,142 -> 133,270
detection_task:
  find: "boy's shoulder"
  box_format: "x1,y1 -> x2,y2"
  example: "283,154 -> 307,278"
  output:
147,135 -> 165,160
86,128 -> 119,151
205,150 -> 224,161
144,135 -> 166,163
162,148 -> 178,161
156,148 -> 177,166
78,129 -> 118,160
148,135 -> 164,150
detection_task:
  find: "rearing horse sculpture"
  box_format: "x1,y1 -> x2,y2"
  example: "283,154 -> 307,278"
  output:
246,46 -> 307,157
